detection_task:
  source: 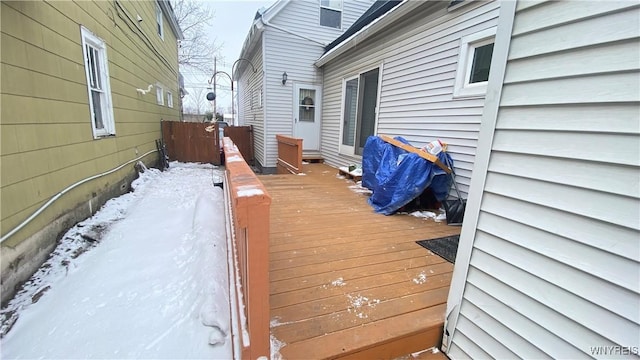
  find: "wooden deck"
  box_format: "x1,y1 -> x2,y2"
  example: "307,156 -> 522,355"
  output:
260,164 -> 460,359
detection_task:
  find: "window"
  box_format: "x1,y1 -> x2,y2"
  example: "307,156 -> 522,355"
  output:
167,91 -> 173,108
453,27 -> 496,98
320,0 -> 342,29
340,68 -> 380,155
156,2 -> 164,39
81,26 -> 115,138
156,84 -> 164,105
298,88 -> 316,122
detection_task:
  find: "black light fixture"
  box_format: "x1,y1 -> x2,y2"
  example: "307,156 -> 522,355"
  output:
206,92 -> 216,101
282,72 -> 288,85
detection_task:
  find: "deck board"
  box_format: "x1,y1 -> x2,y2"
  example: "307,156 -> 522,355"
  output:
260,164 -> 460,359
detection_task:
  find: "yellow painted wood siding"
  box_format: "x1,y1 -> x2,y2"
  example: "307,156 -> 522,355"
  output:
1,0 -> 180,247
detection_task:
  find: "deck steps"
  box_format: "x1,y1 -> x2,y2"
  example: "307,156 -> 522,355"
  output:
303,152 -> 324,163
279,305 -> 446,359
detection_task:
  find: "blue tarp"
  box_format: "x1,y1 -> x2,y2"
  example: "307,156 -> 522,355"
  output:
362,136 -> 452,215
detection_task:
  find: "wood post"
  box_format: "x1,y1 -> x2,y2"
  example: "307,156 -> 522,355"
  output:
276,134 -> 303,174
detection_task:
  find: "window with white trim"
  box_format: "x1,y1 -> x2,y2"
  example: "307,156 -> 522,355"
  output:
340,67 -> 380,156
453,27 -> 496,98
156,84 -> 164,105
167,91 -> 173,108
156,2 -> 164,39
81,26 -> 115,138
320,0 -> 342,29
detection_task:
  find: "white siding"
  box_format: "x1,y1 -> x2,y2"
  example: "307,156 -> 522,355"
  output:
240,0 -> 374,170
262,29 -> 325,169
237,35 -> 265,166
446,1 -> 640,358
321,1 -> 501,195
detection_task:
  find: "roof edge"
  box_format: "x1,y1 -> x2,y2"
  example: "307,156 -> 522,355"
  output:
315,0 -> 423,67
159,0 -> 184,40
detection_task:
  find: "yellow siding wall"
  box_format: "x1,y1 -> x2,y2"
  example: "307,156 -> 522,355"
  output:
0,0 -> 180,247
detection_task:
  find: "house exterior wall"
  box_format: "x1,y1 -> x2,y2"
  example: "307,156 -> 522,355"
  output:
237,0 -> 374,172
445,1 -> 640,358
237,35 -> 266,167
1,1 -> 180,304
320,1 -> 500,196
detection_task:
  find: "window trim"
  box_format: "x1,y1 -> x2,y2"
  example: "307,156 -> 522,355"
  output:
167,91 -> 173,108
80,26 -> 115,139
156,1 -> 164,40
156,83 -> 165,105
338,63 -> 384,157
319,0 -> 342,29
453,27 -> 497,98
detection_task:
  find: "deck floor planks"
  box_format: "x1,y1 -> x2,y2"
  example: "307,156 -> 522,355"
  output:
260,163 -> 460,359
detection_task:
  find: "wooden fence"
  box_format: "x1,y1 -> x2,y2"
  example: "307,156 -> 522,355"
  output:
161,120 -> 221,165
224,125 -> 254,165
276,135 -> 303,174
223,137 -> 271,359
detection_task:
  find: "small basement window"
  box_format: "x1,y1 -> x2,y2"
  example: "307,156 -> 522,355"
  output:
320,0 -> 342,29
453,27 -> 496,98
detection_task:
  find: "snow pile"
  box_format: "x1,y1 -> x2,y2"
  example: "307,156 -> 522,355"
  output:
0,162 -> 232,359
346,294 -> 380,319
322,277 -> 347,289
413,271 -> 428,285
348,181 -> 372,195
409,210 -> 447,222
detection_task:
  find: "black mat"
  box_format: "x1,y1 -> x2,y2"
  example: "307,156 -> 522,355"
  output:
416,235 -> 460,263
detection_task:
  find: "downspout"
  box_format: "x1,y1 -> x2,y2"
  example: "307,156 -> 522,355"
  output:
0,149 -> 158,244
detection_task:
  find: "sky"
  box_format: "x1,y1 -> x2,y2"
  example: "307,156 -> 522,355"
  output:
182,0 -> 275,115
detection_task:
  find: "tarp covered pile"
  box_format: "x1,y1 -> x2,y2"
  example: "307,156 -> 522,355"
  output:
362,136 -> 452,215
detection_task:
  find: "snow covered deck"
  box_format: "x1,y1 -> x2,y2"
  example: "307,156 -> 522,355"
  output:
260,163 -> 461,359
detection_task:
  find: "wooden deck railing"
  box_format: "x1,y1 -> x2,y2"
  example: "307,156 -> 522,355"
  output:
276,135 -> 303,174
222,137 -> 271,359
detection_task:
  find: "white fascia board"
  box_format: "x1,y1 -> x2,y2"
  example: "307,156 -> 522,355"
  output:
237,0 -> 288,75
262,0 -> 291,22
158,0 -> 184,40
315,0 -> 423,67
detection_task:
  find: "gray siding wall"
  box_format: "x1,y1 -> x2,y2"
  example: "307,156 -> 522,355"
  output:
260,0 -> 374,169
321,1 -> 500,196
447,1 -> 640,358
237,35 -> 265,166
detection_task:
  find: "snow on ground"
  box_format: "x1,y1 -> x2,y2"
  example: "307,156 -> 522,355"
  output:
0,162 -> 231,359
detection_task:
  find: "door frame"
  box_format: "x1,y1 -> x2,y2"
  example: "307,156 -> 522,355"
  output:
293,83 -> 322,151
338,62 -> 384,157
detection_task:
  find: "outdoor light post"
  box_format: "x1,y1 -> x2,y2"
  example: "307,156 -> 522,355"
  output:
207,70 -> 232,123
206,58 -> 258,126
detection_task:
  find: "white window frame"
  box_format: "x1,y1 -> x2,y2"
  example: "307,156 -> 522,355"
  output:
320,0 -> 342,29
167,91 -> 173,108
156,83 -> 164,105
453,27 -> 497,98
156,1 -> 164,40
338,63 -> 384,157
80,26 -> 115,138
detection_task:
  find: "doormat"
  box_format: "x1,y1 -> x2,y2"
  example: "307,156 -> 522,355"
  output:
416,235 -> 460,264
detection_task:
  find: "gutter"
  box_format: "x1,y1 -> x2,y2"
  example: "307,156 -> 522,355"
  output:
315,0 -> 422,67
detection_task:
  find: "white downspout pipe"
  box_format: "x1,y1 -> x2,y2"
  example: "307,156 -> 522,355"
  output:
0,149 -> 158,244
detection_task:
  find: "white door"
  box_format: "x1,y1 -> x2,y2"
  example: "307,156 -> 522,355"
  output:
293,84 -> 321,151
